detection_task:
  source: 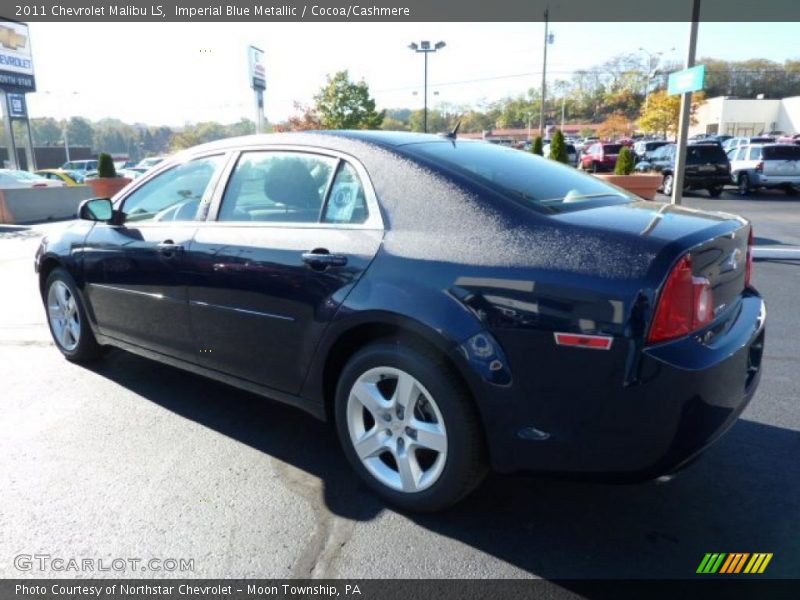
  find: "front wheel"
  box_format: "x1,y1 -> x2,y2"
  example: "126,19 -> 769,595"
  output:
783,185 -> 798,196
44,268 -> 103,362
335,343 -> 487,512
708,186 -> 724,198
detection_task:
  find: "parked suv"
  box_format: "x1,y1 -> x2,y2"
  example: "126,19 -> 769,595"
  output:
635,142 -> 731,197
729,144 -> 800,195
633,140 -> 670,163
580,142 -> 623,172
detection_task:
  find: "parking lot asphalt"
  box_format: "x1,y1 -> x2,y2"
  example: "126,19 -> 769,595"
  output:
1,191 -> 799,581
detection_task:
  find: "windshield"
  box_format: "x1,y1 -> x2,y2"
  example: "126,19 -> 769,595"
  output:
407,141 -> 632,213
687,145 -> 728,163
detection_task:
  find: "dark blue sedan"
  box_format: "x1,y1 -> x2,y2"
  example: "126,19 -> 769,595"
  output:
35,132 -> 765,511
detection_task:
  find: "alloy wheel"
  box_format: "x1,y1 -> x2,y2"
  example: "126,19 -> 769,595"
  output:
663,174 -> 674,195
47,280 -> 81,352
346,366 -> 448,493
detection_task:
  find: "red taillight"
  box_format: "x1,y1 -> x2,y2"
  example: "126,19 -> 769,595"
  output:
32,183 -> 48,188
755,161 -> 764,172
745,227 -> 754,288
647,255 -> 714,344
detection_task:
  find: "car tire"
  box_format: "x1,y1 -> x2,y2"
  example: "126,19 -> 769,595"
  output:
708,186 -> 724,198
591,161 -> 599,173
334,342 -> 487,512
44,268 -> 103,363
662,174 -> 674,196
738,173 -> 751,196
783,185 -> 798,196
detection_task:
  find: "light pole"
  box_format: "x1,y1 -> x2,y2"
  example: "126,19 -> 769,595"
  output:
408,40 -> 445,133
539,9 -> 554,136
44,90 -> 79,163
639,47 -> 674,108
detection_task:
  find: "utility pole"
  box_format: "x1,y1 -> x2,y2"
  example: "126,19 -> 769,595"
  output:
671,0 -> 701,206
539,8 -> 549,136
561,96 -> 565,130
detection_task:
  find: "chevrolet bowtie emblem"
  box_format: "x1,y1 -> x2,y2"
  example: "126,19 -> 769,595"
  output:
0,26 -> 27,51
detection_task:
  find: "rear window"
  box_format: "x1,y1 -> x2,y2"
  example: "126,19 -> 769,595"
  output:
603,144 -> 623,153
763,145 -> 800,160
687,145 -> 728,164
408,141 -> 632,213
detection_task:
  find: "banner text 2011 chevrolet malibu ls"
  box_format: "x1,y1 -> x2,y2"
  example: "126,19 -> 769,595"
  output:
36,132 -> 765,512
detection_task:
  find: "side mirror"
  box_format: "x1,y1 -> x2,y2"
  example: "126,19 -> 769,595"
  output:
78,198 -> 114,222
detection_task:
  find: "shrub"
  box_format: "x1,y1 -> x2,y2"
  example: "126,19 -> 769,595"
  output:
548,129 -> 569,164
531,136 -> 543,156
614,146 -> 635,175
97,153 -> 117,178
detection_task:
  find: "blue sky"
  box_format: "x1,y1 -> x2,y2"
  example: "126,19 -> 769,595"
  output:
24,21 -> 800,126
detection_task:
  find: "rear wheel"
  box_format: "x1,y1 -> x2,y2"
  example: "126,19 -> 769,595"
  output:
738,173 -> 751,196
708,186 -> 724,198
662,174 -> 674,196
783,185 -> 798,196
335,342 -> 487,512
45,268 -> 103,362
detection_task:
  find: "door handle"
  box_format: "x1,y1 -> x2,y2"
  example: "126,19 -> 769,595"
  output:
157,240 -> 184,254
301,250 -> 348,269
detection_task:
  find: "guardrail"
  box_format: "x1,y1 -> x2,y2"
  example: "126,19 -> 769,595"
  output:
0,186 -> 94,225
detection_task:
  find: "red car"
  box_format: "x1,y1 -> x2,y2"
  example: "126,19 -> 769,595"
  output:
580,142 -> 624,172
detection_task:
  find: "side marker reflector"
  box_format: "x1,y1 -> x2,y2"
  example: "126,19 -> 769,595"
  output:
554,332 -> 613,350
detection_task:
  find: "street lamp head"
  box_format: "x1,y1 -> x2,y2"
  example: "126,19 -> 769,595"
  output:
421,40 -> 431,50
408,42 -> 418,51
435,41 -> 446,50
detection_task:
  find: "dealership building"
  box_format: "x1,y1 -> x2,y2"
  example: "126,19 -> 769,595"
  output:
690,96 -> 800,137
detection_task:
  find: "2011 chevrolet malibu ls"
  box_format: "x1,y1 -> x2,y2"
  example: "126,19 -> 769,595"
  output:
35,131 -> 765,512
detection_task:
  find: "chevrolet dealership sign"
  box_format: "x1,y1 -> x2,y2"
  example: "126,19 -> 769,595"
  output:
0,21 -> 36,92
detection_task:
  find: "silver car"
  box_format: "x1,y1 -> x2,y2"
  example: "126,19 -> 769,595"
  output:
729,144 -> 800,195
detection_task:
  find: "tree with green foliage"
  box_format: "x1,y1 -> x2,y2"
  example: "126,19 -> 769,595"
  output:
532,136 -> 543,156
614,146 -> 636,175
548,129 -> 569,163
313,70 -> 384,130
97,153 -> 117,178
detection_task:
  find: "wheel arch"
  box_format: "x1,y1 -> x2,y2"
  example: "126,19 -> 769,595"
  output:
38,255 -> 64,297
306,312 -> 486,428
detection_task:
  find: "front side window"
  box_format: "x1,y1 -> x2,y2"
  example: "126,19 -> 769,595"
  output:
121,155 -> 224,223
748,147 -> 763,161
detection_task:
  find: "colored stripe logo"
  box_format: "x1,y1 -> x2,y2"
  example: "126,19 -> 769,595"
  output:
697,553 -> 773,574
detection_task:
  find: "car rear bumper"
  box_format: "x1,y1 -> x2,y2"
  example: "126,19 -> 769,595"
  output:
479,291 -> 766,479
751,173 -> 800,187
686,174 -> 731,188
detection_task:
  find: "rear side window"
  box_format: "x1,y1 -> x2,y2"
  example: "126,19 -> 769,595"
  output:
322,162 -> 368,224
409,141 -> 631,213
763,145 -> 800,160
748,147 -> 763,160
603,144 -> 623,153
219,152 -> 336,223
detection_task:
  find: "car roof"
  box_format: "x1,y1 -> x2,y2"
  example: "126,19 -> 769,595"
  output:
186,131 -> 452,156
